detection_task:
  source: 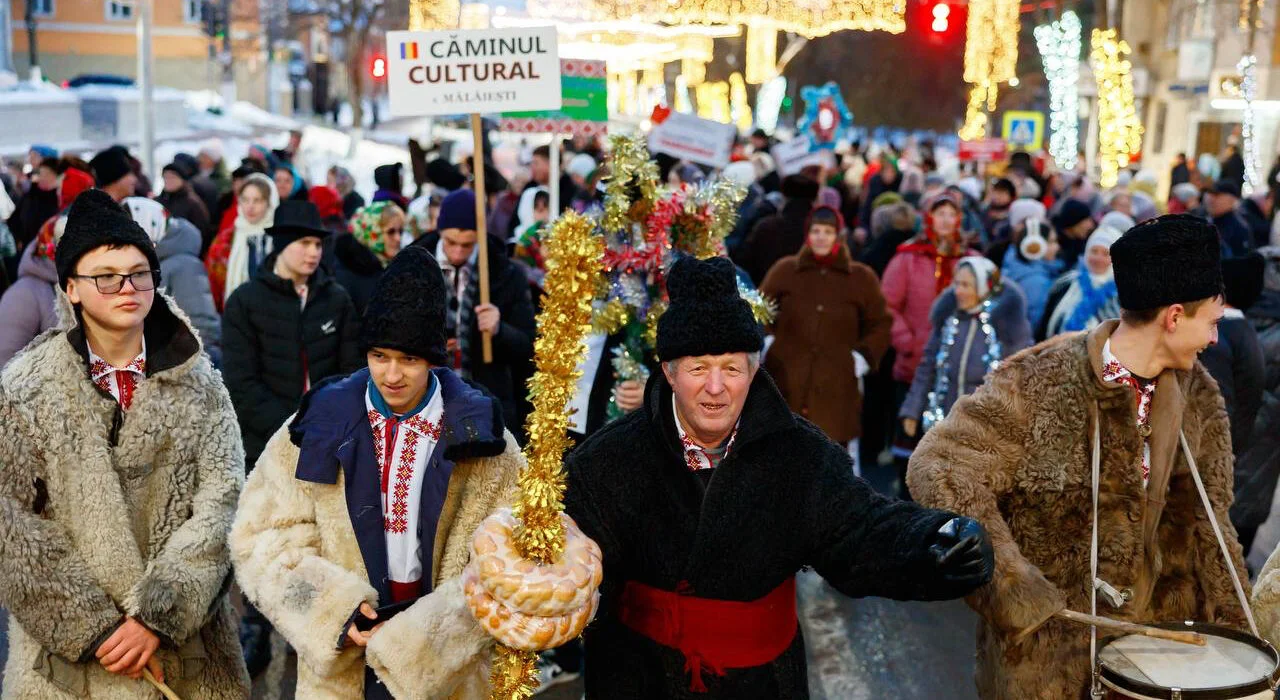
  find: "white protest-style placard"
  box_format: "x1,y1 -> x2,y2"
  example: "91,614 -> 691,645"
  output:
771,135 -> 836,176
647,112 -> 737,168
386,27 -> 561,117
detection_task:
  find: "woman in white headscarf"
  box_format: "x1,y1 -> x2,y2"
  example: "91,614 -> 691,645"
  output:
205,172 -> 279,311
1038,225 -> 1123,340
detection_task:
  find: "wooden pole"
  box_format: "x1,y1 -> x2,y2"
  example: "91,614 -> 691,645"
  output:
549,132 -> 561,220
470,113 -> 493,364
1054,609 -> 1206,646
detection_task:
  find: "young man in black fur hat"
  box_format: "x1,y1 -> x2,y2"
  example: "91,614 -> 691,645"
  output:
0,189 -> 249,696
231,245 -> 537,699
563,255 -> 995,699
909,214 -> 1250,699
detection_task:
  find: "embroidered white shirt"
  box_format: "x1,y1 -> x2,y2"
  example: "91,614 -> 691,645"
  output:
88,340 -> 147,411
1101,339 -> 1157,488
366,384 -> 445,592
672,395 -> 739,471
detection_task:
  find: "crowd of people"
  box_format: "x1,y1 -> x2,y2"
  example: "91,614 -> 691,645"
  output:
0,125 -> 1278,699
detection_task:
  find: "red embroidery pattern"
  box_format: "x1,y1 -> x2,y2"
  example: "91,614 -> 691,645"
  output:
1101,357 -> 1157,482
90,355 -> 146,410
678,428 -> 738,472
367,408 -> 445,534
387,431 -> 419,534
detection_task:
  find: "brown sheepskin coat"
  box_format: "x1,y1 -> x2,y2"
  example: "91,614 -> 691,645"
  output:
907,321 -> 1249,699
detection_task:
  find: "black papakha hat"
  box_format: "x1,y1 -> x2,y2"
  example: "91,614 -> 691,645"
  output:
56,189 -> 160,290
656,256 -> 763,362
1110,213 -> 1224,311
359,245 -> 448,365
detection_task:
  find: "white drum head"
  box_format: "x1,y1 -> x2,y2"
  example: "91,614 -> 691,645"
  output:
1099,623 -> 1278,699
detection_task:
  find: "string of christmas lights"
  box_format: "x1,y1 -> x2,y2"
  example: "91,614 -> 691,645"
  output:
1239,54 -> 1262,195
1035,11 -> 1082,171
959,83 -> 993,140
526,0 -> 906,38
1090,28 -> 1144,188
964,0 -> 1020,86
745,21 -> 778,84
958,0 -> 1018,139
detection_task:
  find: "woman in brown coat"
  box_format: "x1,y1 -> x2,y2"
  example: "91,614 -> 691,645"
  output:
761,205 -> 892,454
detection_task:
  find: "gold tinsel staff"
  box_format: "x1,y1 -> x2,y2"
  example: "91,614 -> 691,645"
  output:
462,212 -> 606,700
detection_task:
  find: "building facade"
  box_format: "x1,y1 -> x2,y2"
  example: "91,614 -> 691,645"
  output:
10,0 -> 268,107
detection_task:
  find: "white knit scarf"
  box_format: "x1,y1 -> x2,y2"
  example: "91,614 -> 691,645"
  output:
225,173 -> 280,301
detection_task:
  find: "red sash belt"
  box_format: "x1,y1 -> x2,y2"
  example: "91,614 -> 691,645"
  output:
618,577 -> 798,693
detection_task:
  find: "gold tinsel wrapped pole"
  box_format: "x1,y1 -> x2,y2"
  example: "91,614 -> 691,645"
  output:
490,212 -> 604,700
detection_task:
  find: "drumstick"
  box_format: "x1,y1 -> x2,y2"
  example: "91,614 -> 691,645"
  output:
1055,609 -> 1207,646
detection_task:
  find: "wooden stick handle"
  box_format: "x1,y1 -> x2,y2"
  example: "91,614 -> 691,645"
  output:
1055,609 -> 1207,646
470,113 -> 493,364
144,668 -> 182,700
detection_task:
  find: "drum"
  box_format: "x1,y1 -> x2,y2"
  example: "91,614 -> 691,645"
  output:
1099,622 -> 1279,699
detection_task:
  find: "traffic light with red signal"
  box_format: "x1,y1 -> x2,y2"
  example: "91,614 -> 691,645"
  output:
931,3 -> 950,32
370,54 -> 387,81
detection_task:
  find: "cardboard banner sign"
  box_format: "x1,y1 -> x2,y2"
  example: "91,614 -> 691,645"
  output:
771,135 -> 836,176
646,109 -> 737,168
386,27 -> 562,117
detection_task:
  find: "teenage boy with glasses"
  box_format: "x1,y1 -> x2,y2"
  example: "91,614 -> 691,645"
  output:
0,189 -> 249,696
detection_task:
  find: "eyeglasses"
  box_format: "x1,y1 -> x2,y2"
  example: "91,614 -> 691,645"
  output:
71,270 -> 160,294
385,227 -> 403,236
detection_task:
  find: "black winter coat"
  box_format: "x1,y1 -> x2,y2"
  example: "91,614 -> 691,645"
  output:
736,200 -> 814,286
331,233 -> 385,316
1230,285 -> 1280,533
221,258 -> 363,471
410,232 -> 536,435
564,369 -> 969,699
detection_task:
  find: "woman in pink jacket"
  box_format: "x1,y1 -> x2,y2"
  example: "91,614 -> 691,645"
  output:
882,194 -> 974,385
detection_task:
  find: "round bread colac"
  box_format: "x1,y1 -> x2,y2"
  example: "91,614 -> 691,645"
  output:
656,256 -> 763,362
1109,213 -> 1224,311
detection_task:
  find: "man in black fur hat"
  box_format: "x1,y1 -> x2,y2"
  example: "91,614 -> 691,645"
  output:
564,255 -> 995,699
909,214 -> 1251,699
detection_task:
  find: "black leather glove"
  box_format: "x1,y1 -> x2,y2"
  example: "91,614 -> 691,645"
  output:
928,517 -> 995,592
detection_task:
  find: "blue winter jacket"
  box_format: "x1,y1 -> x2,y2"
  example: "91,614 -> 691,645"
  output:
1001,246 -> 1063,330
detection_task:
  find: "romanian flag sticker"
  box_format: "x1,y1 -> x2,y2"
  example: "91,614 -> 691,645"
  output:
400,42 -> 419,60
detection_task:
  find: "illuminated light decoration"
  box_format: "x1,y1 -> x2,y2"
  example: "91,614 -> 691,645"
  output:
457,2 -> 490,28
491,15 -> 737,74
958,83 -> 993,140
959,0 -> 1018,140
755,75 -> 788,133
1239,54 -> 1262,195
410,0 -> 460,30
730,73 -> 754,132
696,81 -> 732,123
1034,10 -> 1082,171
525,0 -> 907,38
964,0 -> 1020,86
745,21 -> 778,84
1090,28 -> 1144,188
683,58 -> 707,86
798,81 -> 854,148
674,75 -> 694,114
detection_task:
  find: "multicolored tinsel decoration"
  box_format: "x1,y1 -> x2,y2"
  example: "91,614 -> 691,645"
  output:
491,212 -> 603,700
738,279 -> 778,326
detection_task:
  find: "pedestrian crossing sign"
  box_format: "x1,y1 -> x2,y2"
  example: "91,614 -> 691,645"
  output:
1002,111 -> 1045,152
